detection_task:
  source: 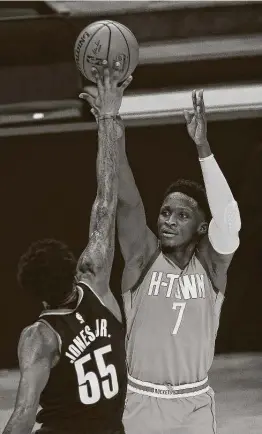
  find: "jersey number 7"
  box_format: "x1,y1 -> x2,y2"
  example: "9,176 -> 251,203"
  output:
172,302 -> 186,335
74,344 -> 119,404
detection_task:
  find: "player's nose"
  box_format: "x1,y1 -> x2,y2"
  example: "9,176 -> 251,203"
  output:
166,213 -> 177,226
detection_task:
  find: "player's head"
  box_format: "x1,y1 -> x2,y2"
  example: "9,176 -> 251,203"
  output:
17,239 -> 77,307
158,179 -> 211,253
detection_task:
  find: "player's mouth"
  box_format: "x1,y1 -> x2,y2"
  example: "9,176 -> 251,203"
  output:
161,230 -> 178,238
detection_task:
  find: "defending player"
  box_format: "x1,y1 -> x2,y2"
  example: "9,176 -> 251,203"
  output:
3,63 -> 132,434
116,90 -> 241,433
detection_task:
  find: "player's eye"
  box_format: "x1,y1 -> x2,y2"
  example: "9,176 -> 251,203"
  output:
179,212 -> 188,219
161,210 -> 170,217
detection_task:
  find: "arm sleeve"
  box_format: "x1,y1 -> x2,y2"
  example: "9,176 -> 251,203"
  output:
199,154 -> 241,254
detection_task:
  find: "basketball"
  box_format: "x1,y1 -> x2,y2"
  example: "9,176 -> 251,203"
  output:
74,20 -> 139,83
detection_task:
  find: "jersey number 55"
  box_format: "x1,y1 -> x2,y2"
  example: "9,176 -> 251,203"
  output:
74,344 -> 119,404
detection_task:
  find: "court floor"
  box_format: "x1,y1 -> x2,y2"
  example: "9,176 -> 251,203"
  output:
1,353 -> 262,433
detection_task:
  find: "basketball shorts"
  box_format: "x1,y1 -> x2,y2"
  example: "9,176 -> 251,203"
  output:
123,376 -> 216,434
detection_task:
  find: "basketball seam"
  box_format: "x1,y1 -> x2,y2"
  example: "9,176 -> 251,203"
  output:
108,20 -> 135,38
104,24 -> 112,62
112,21 -> 138,53
108,21 -> 130,80
82,23 -> 105,75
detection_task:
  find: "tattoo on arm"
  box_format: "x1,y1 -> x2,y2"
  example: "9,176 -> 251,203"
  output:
3,324 -> 55,434
77,118 -> 119,283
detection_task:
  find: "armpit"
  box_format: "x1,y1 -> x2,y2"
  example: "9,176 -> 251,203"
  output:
196,237 -> 234,295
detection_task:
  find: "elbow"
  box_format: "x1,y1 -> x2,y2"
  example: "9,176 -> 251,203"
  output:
211,200 -> 241,235
77,261 -> 93,277
208,218 -> 240,255
208,200 -> 241,255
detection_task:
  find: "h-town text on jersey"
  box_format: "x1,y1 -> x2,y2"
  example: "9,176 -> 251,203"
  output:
148,272 -> 206,299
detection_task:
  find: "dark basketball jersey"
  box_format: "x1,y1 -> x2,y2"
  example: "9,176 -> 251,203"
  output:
36,281 -> 127,433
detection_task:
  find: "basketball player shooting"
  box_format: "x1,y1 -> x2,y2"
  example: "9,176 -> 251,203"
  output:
116,90 -> 241,434
3,63 -> 132,434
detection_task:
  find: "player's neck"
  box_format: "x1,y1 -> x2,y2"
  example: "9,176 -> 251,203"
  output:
59,289 -> 78,308
42,289 -> 79,311
47,289 -> 78,310
163,242 -> 196,270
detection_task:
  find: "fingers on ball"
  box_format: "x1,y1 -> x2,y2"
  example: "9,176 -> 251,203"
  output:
192,90 -> 197,111
121,75 -> 133,90
91,67 -> 99,77
103,67 -> 110,87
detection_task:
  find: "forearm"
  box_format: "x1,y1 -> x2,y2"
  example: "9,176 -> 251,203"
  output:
96,117 -> 119,205
3,409 -> 36,434
197,142 -> 241,253
197,143 -> 239,226
88,117 -> 119,239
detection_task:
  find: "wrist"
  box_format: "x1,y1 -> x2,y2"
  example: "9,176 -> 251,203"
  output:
196,141 -> 212,158
199,153 -> 214,162
196,139 -> 209,147
98,114 -> 117,121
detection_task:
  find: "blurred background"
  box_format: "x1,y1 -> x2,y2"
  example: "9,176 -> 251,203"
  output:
1,1 -> 262,433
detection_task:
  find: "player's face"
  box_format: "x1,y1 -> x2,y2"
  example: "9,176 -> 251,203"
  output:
157,192 -> 206,251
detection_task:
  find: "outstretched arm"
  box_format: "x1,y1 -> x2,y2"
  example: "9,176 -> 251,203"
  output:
184,90 -> 241,290
83,89 -> 158,293
3,323 -> 57,434
116,118 -> 158,292
76,64 -> 131,294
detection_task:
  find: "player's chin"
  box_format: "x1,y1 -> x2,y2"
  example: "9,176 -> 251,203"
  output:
160,236 -> 181,252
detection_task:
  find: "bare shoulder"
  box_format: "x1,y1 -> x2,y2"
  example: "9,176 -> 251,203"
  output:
11,323 -> 57,417
18,322 -> 59,367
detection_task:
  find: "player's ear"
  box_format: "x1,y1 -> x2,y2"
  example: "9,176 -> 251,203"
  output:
198,222 -> 208,236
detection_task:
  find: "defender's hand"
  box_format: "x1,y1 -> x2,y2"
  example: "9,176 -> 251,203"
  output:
184,90 -> 208,146
79,60 -> 132,117
80,85 -> 125,139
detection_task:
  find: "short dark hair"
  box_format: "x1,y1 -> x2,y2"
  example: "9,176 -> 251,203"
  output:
163,179 -> 212,222
17,239 -> 77,306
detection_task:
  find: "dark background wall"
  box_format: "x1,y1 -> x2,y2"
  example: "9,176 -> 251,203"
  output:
2,0 -> 262,369
1,117 -> 262,368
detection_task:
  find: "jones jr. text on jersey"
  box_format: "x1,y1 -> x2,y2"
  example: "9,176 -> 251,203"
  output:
65,318 -> 110,363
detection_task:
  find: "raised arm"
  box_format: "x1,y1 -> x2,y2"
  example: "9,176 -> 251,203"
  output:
3,323 -> 58,434
76,64 -> 132,293
81,89 -> 158,293
184,90 -> 241,289
116,118 -> 158,291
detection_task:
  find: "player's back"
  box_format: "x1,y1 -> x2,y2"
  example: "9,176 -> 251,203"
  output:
124,248 -> 223,387
36,282 -> 127,433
